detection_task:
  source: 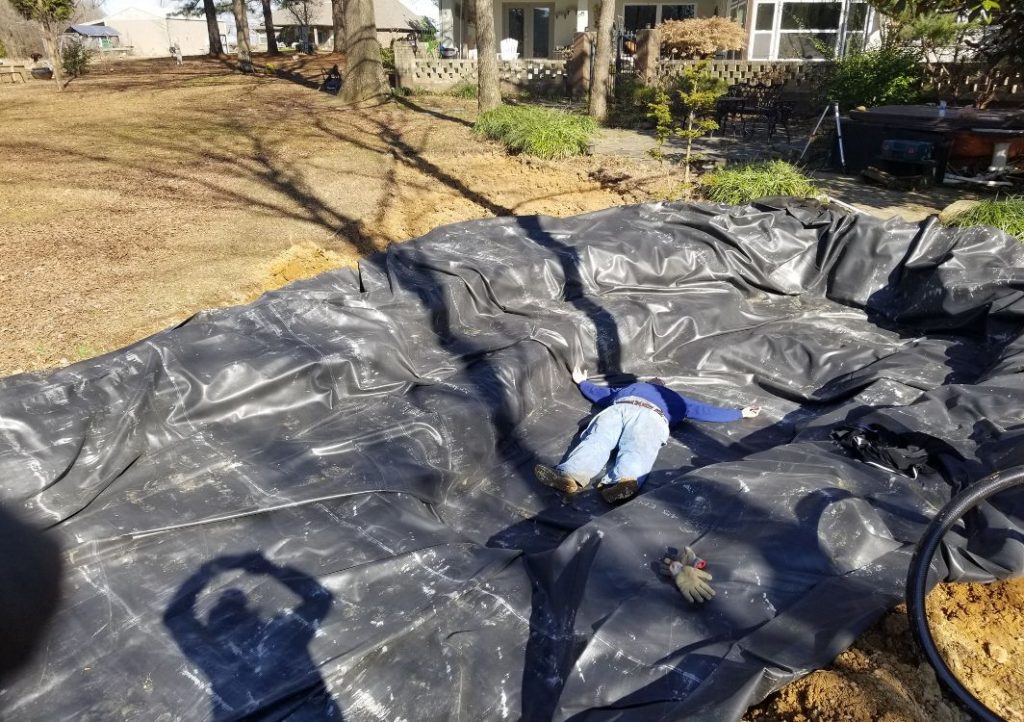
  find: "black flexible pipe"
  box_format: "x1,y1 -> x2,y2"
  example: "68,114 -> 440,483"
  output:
906,466 -> 1024,722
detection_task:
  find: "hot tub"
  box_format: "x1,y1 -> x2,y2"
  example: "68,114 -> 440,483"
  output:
833,105 -> 1024,182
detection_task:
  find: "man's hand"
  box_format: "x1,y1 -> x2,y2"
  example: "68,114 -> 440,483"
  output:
571,366 -> 588,384
660,547 -> 715,604
741,405 -> 761,419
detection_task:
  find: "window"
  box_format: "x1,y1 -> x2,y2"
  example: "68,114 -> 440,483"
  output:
748,0 -> 871,60
780,2 -> 842,30
847,2 -> 868,29
623,3 -> 696,33
778,32 -> 836,58
507,7 -> 525,46
624,5 -> 658,31
661,4 -> 696,21
532,6 -> 550,58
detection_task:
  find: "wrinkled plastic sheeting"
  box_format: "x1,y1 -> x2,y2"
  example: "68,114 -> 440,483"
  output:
2,200 -> 1024,721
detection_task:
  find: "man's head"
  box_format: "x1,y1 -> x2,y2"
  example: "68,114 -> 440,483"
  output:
209,588 -> 251,628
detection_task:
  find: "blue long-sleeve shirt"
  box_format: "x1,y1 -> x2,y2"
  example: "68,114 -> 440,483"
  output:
578,380 -> 742,425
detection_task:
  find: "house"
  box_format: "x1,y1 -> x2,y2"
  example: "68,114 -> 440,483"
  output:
262,0 -> 425,51
76,7 -> 228,58
438,0 -> 878,61
63,24 -> 121,50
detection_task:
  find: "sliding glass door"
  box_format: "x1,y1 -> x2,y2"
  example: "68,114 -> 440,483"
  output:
502,3 -> 554,58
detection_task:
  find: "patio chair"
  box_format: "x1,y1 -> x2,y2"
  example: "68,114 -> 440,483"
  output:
499,38 -> 519,61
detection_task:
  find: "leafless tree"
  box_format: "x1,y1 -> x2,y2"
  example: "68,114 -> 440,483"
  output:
230,0 -> 252,68
0,0 -> 44,59
261,0 -> 279,54
10,0 -> 73,88
174,0 -> 225,56
331,0 -> 344,52
475,0 -> 499,111
589,0 -> 615,121
280,0 -> 315,51
340,0 -> 387,102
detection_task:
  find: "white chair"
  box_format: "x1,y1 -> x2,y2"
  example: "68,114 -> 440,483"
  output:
499,38 -> 519,61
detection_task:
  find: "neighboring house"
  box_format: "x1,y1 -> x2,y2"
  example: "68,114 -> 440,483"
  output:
77,7 -> 229,58
438,0 -> 878,60
63,24 -> 121,50
262,0 -> 424,51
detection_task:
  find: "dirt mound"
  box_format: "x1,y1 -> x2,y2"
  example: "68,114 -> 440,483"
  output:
261,241 -> 345,291
931,578 -> 1024,720
746,578 -> 1024,722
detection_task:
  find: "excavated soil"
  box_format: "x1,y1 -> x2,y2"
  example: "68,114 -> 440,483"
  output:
0,54 -> 1019,721
746,579 -> 1024,721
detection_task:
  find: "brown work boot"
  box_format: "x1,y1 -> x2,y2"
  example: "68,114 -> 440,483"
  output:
599,478 -> 638,503
534,464 -> 584,494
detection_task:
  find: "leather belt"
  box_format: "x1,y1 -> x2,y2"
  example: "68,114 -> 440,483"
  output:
615,398 -> 666,419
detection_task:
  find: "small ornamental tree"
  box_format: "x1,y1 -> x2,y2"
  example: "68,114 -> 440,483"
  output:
659,17 -> 745,59
10,0 -> 74,88
673,62 -> 726,191
647,61 -> 726,195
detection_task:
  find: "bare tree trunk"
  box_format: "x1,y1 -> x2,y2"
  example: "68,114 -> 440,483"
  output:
231,0 -> 252,70
332,0 -> 345,53
203,0 -> 224,56
40,26 -> 62,90
261,0 -> 278,55
475,0 -> 499,112
340,0 -> 388,103
589,0 -> 614,121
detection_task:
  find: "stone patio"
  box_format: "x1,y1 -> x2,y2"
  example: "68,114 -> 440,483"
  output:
591,124 -> 982,222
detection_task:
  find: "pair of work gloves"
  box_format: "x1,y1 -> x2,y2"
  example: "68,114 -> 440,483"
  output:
661,546 -> 715,604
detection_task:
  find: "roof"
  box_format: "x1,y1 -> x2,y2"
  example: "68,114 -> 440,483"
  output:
276,0 -> 422,30
67,24 -> 120,37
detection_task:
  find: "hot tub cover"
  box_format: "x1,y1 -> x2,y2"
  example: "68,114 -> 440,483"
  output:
2,200 -> 1024,721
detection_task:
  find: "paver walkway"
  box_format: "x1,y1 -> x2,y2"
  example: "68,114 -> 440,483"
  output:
592,126 -> 980,222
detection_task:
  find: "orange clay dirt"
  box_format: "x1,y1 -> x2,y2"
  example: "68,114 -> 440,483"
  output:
0,54 -> 1020,721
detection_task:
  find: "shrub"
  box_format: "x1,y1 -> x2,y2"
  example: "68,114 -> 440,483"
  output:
0,38 -> 7,58
611,75 -> 660,127
659,17 -> 745,59
819,47 -> 924,109
380,46 -> 395,69
701,160 -> 820,204
945,197 -> 1024,240
647,62 -> 726,195
475,105 -> 596,160
61,38 -> 94,78
449,81 -> 478,99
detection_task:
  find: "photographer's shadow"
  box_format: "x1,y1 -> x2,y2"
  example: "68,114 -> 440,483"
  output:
163,551 -> 343,720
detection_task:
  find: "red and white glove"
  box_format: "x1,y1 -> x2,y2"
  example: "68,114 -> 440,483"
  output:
661,546 -> 715,604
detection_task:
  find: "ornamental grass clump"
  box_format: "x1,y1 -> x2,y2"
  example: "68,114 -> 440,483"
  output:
700,160 -> 820,204
475,105 -> 596,160
945,196 -> 1024,240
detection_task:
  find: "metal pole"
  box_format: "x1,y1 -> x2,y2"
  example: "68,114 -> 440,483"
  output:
833,102 -> 847,172
797,104 -> 831,162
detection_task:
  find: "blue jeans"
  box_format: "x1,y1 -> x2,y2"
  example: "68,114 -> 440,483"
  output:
557,402 -> 670,487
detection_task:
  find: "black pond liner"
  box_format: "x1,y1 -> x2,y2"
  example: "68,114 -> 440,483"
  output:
2,199 -> 1023,721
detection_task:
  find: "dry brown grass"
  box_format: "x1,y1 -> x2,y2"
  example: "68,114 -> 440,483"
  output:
0,55 -> 667,375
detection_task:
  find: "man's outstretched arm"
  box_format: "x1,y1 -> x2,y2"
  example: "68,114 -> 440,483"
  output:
572,367 -> 614,405
682,395 -> 760,423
